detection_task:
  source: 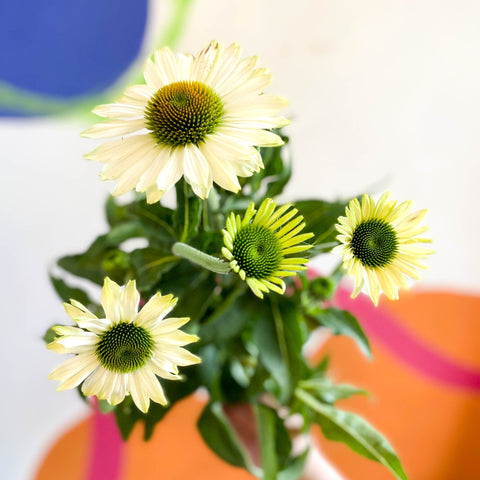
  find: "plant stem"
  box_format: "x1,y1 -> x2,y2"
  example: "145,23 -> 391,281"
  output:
180,181 -> 190,243
201,281 -> 247,327
310,241 -> 340,256
203,199 -> 210,230
271,297 -> 290,377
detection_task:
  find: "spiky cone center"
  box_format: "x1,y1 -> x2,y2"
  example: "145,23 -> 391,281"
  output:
232,225 -> 282,279
350,219 -> 398,268
96,322 -> 154,373
144,80 -> 224,147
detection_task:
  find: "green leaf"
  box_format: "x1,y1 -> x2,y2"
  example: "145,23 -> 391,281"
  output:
158,263 -> 216,322
294,199 -> 348,245
57,235 -> 120,285
104,221 -> 146,244
252,300 -> 289,399
255,403 -> 295,477
114,397 -> 144,440
277,450 -> 308,480
261,137 -> 292,199
229,358 -> 252,388
254,404 -> 278,480
199,288 -> 249,343
98,399 -> 116,414
106,195 -> 176,244
198,345 -> 224,401
273,297 -> 308,399
253,296 -> 307,402
130,247 -> 178,291
50,276 -> 92,305
43,325 -> 61,344
105,195 -> 127,227
308,307 -> 371,358
296,389 -> 408,480
129,200 -> 176,245
197,402 -> 252,470
300,377 -> 368,404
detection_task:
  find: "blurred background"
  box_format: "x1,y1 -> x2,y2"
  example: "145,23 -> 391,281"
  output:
1,1 -> 479,479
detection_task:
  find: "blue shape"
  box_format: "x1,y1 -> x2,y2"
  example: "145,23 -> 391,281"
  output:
0,0 -> 148,115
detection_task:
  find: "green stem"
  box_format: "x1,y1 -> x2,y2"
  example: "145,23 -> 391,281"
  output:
202,199 -> 210,230
310,240 -> 340,257
271,297 -> 290,376
330,260 -> 345,283
312,240 -> 339,249
137,207 -> 176,238
313,226 -> 338,245
172,242 -> 231,274
201,281 -> 247,327
138,255 -> 178,273
180,181 -> 190,243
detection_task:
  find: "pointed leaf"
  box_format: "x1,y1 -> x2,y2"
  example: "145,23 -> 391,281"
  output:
294,199 -> 348,244
296,389 -> 408,480
309,307 -> 371,358
50,276 -> 92,305
300,377 -> 368,404
197,402 -> 252,470
254,404 -> 278,480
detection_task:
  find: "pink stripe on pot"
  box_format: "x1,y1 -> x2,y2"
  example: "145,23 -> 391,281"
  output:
335,287 -> 480,391
87,402 -> 124,480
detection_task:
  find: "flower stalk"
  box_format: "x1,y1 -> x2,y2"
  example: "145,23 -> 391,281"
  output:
172,242 -> 231,274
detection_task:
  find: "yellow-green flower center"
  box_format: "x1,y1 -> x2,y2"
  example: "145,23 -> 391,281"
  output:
350,219 -> 398,268
232,225 -> 282,278
145,80 -> 224,147
96,322 -> 154,373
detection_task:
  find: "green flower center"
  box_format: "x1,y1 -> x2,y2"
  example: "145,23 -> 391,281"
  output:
145,80 -> 224,147
96,322 -> 154,373
232,225 -> 282,279
350,219 -> 398,268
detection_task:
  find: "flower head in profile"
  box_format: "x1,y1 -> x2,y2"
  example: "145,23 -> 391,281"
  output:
222,198 -> 314,298
48,278 -> 200,413
332,192 -> 434,305
82,40 -> 289,201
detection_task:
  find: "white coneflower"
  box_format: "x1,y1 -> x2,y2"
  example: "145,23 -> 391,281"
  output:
333,192 -> 434,305
48,278 -> 200,413
82,41 -> 289,201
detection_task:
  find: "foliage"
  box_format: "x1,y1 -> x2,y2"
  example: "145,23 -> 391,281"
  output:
47,133 -> 408,480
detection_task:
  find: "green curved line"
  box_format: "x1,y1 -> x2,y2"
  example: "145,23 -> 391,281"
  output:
0,0 -> 194,116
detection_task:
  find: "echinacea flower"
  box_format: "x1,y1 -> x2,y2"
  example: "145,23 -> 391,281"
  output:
222,198 -> 314,298
48,278 -> 200,412
82,40 -> 289,201
332,192 -> 434,305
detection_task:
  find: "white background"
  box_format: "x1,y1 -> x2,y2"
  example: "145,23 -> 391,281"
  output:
1,1 -> 479,479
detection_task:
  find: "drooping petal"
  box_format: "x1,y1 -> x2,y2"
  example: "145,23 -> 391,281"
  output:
182,144 -> 212,199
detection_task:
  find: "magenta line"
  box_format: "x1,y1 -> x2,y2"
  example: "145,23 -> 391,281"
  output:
87,402 -> 124,480
334,287 -> 480,391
